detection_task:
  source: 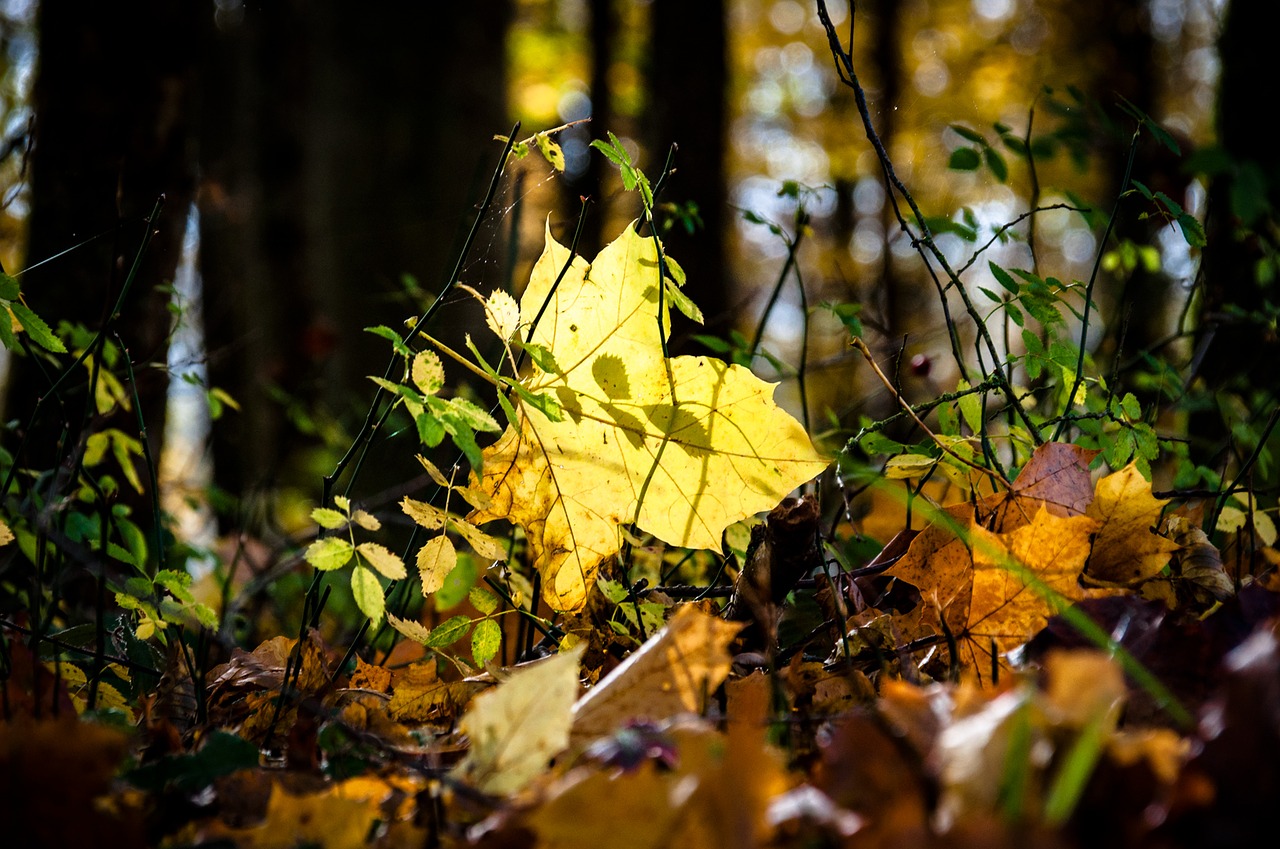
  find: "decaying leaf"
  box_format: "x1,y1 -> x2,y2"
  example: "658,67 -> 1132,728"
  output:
387,659 -> 488,723
572,605 -> 743,742
451,644 -> 585,795
469,224 -> 828,611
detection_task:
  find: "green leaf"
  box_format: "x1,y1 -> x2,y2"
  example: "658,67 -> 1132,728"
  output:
984,147 -> 1009,182
0,273 -> 20,300
305,537 -> 354,571
434,556 -> 477,610
664,276 -> 704,324
471,618 -> 502,666
351,565 -> 385,625
520,342 -> 561,375
425,614 -> 471,648
365,325 -> 412,358
469,587 -> 499,615
415,407 -> 446,447
0,307 -> 16,350
10,302 -> 67,353
446,397 -> 501,433
957,380 -> 983,434
949,124 -> 987,144
126,730 -> 258,793
312,507 -> 349,530
948,147 -> 981,171
1176,213 -> 1207,248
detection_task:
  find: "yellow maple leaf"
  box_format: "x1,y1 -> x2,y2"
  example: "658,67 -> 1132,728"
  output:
1084,462 -> 1180,586
470,224 -> 828,611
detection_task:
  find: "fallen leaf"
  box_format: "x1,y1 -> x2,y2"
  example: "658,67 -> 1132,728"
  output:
572,605 -> 743,742
521,720 -> 789,849
203,782 -> 380,849
469,224 -> 828,611
387,660 -> 487,723
451,644 -> 585,795
1084,462 -> 1180,586
988,442 -> 1098,530
891,504 -> 1100,680
967,508 -> 1101,669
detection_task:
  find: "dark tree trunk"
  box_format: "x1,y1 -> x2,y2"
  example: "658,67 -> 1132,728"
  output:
647,0 -> 729,336
198,5 -> 511,524
7,0 -> 198,544
1195,0 -> 1280,395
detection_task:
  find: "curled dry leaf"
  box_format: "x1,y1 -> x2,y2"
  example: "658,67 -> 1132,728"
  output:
572,605 -> 743,742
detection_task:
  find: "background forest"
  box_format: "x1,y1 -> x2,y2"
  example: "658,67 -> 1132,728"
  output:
2,1 -> 1279,847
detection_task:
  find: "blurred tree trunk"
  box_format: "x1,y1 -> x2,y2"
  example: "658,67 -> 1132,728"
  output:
647,0 -> 729,335
198,4 -> 511,526
1194,0 -> 1280,437
578,0 -> 618,258
8,0 -> 198,529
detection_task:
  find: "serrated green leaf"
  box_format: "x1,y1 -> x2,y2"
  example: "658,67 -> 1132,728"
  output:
471,618 -> 502,665
0,307 -> 16,350
416,408 -> 446,447
664,277 -> 704,324
0,272 -> 20,300
351,565 -> 385,625
520,342 -> 560,375
312,507 -> 349,530
446,397 -> 501,433
469,587 -> 499,615
365,325 -> 412,357
358,541 -> 408,580
1176,213 -> 1206,248
425,614 -> 471,648
306,537 -> 354,571
9,302 -> 66,353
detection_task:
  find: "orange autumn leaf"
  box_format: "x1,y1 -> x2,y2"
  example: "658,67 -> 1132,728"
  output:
891,502 -> 1102,681
1084,462 -> 1181,586
967,508 -> 1100,661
